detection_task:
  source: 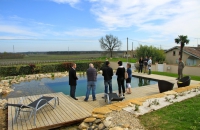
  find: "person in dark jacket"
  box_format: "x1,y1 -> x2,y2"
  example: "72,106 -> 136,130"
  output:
138,57 -> 143,73
102,61 -> 113,94
69,63 -> 78,100
143,56 -> 148,73
116,61 -> 125,97
84,63 -> 97,101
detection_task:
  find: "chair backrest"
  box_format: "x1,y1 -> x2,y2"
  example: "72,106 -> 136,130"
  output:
158,80 -> 174,93
179,76 -> 190,82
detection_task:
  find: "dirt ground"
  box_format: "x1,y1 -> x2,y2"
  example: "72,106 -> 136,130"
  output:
0,109 -> 7,130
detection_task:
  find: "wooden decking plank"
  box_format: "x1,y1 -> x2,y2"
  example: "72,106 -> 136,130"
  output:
28,95 -> 51,128
47,93 -> 78,121
41,93 -> 76,123
30,95 -> 55,126
54,94 -> 82,120
12,97 -> 24,130
17,96 -> 35,130
35,95 -> 62,125
20,96 -> 34,130
57,93 -> 90,118
8,98 -> 14,130
26,96 -> 45,128
59,93 -> 91,116
46,93 -> 71,123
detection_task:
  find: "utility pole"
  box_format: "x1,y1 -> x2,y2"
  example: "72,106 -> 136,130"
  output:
132,42 -> 133,58
195,38 -> 200,47
127,37 -> 128,62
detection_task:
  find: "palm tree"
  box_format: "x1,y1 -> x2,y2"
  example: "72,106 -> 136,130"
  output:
174,35 -> 190,60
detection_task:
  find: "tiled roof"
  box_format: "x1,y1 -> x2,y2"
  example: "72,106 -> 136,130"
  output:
166,46 -> 200,59
182,47 -> 200,58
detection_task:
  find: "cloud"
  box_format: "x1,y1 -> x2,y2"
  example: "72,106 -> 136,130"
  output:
51,0 -> 80,6
89,0 -> 200,42
0,25 -> 40,37
64,28 -> 105,37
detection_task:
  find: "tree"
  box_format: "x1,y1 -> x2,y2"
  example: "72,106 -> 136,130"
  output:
99,34 -> 122,58
136,45 -> 165,63
175,35 -> 190,60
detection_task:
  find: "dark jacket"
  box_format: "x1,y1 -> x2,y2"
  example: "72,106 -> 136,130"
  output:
116,66 -> 125,79
102,66 -> 113,80
143,58 -> 148,66
69,67 -> 78,86
139,59 -> 143,66
87,67 -> 97,81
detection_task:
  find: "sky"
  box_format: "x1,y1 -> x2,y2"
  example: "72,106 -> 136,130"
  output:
0,0 -> 200,52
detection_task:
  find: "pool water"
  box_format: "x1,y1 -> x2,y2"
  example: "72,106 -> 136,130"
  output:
7,75 -> 157,98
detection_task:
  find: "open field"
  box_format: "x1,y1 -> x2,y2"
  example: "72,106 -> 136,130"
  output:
0,53 -> 137,66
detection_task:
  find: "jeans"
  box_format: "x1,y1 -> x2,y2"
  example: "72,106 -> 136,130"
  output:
70,85 -> 76,98
84,81 -> 96,101
104,80 -> 112,93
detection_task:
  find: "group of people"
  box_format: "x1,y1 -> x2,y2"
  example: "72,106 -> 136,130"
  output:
138,56 -> 152,75
68,61 -> 132,101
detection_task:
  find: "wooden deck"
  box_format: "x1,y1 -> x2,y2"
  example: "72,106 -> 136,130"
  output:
7,74 -> 200,130
7,93 -> 92,130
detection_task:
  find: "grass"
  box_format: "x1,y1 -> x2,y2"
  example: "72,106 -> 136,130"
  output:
140,71 -> 200,129
152,71 -> 200,81
139,94 -> 200,130
96,57 -> 137,63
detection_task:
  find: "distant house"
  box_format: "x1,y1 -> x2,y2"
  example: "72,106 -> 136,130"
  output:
165,45 -> 200,66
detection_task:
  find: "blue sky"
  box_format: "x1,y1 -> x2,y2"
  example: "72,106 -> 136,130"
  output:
0,0 -> 200,52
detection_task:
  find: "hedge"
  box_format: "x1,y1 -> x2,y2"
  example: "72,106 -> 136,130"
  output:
0,61 -> 104,77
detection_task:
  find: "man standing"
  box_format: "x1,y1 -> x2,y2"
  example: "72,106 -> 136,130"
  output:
143,56 -> 148,73
177,58 -> 185,80
84,63 -> 97,101
69,63 -> 78,100
147,57 -> 152,75
102,61 -> 113,94
138,57 -> 143,73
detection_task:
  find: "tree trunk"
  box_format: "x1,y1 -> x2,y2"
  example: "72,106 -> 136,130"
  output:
110,50 -> 113,58
180,45 -> 183,60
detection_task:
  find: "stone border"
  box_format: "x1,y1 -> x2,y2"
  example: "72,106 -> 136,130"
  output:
78,83 -> 200,130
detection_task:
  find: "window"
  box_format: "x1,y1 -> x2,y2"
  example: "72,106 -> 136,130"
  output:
173,51 -> 176,56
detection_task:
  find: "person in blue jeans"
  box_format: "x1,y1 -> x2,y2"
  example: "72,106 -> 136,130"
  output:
102,61 -> 113,94
84,63 -> 97,101
126,63 -> 132,94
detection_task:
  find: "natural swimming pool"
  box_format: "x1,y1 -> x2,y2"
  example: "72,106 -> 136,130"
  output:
7,74 -> 158,98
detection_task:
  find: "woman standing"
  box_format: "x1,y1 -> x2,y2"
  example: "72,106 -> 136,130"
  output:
138,57 -> 143,73
116,61 -> 125,97
126,63 -> 132,94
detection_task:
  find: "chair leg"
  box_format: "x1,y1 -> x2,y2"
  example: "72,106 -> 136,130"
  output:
33,109 -> 37,126
13,108 -> 20,124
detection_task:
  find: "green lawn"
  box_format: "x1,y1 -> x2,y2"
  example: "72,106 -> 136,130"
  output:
152,71 -> 200,81
139,94 -> 200,130
140,71 -> 200,129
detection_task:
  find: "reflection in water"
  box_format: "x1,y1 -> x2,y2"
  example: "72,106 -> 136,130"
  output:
138,78 -> 150,87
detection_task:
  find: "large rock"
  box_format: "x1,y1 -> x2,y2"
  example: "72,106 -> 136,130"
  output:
103,120 -> 112,127
98,123 -> 105,130
84,117 -> 96,123
78,122 -> 89,129
0,99 -> 8,109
